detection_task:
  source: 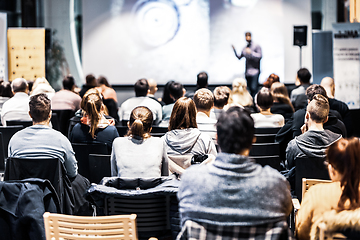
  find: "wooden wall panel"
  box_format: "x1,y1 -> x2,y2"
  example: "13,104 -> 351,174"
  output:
7,28 -> 45,81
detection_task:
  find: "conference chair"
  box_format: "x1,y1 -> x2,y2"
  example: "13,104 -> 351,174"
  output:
116,125 -> 129,137
4,157 -> 74,214
254,127 -> 281,143
6,120 -> 33,128
295,156 -> 330,202
0,125 -> 24,158
249,142 -> 282,170
150,126 -> 168,137
105,195 -> 171,239
72,143 -> 109,182
43,212 -> 138,240
51,109 -> 75,136
88,154 -> 111,184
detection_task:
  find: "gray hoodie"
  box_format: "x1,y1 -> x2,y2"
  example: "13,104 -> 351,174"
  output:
163,128 -> 217,156
286,129 -> 342,169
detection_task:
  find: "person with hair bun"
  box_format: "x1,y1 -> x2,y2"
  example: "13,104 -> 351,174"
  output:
69,88 -> 119,150
296,137 -> 360,239
251,87 -> 285,128
111,106 -> 169,178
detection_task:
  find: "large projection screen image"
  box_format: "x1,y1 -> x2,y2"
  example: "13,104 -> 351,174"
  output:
82,0 -> 286,85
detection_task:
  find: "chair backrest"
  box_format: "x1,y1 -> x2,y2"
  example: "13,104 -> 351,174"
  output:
302,178 -> 331,200
6,120 -> 33,128
72,143 -> 109,181
105,195 -> 170,238
43,212 -> 138,240
52,109 -> 75,136
251,155 -> 282,171
295,157 -> 330,202
0,132 -> 5,171
0,125 -> 24,158
4,157 -> 74,214
254,127 -> 281,143
117,126 -> 129,137
150,126 -> 168,137
88,154 -> 111,184
249,142 -> 280,156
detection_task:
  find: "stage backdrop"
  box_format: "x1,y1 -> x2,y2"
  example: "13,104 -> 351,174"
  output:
0,13 -> 6,81
333,23 -> 360,109
82,0 -> 311,85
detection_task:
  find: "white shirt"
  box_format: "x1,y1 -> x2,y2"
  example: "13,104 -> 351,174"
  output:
196,112 -> 217,142
250,113 -> 285,128
120,96 -> 162,125
1,92 -> 31,126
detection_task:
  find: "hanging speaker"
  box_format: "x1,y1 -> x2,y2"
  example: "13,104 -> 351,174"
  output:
293,25 -> 307,47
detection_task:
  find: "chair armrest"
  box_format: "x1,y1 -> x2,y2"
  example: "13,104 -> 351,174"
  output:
292,198 -> 300,211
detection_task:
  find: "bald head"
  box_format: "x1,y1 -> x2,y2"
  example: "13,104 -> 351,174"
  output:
11,78 -> 28,93
320,77 -> 335,98
147,78 -> 158,95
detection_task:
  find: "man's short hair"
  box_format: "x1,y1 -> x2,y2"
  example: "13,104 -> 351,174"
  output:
134,78 -> 149,97
197,72 -> 208,89
169,82 -> 184,100
217,106 -> 254,154
29,93 -> 51,123
306,84 -> 327,101
245,32 -> 251,37
63,75 -> 75,90
256,87 -> 273,110
193,88 -> 214,111
213,86 -> 230,109
307,94 -> 329,123
85,74 -> 97,86
11,78 -> 28,93
297,68 -> 312,84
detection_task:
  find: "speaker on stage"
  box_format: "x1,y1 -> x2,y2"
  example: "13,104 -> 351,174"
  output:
293,25 -> 307,47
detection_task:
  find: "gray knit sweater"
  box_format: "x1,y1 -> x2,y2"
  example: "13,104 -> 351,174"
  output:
178,152 -> 292,226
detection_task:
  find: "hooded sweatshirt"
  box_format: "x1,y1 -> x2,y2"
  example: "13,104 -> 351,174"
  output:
286,129 -> 342,169
162,128 -> 217,172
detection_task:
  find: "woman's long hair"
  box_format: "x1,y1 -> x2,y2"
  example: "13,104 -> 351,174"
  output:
169,97 -> 197,131
229,78 -> 253,107
327,138 -> 360,211
82,89 -> 103,138
127,106 -> 153,139
270,82 -> 294,112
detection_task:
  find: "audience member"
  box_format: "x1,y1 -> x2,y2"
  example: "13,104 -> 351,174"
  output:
270,82 -> 294,121
79,74 -> 97,98
120,78 -> 162,125
8,93 -> 90,214
263,73 -> 280,88
162,97 -> 217,175
286,94 -> 342,170
321,76 -> 352,135
0,81 -> 13,113
1,78 -> 31,126
185,71 -> 208,99
177,106 -> 292,238
296,138 -> 360,240
69,88 -> 119,150
162,81 -> 185,122
290,68 -> 311,111
228,78 -> 254,111
210,86 -> 231,120
147,78 -> 161,104
51,75 -> 82,111
159,80 -> 175,106
251,87 -> 285,128
30,77 -> 55,99
193,88 -> 217,141
276,84 -> 347,159
96,76 -> 119,122
111,106 -> 169,178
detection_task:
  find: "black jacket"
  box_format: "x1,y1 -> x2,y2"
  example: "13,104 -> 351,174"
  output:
0,179 -> 60,240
